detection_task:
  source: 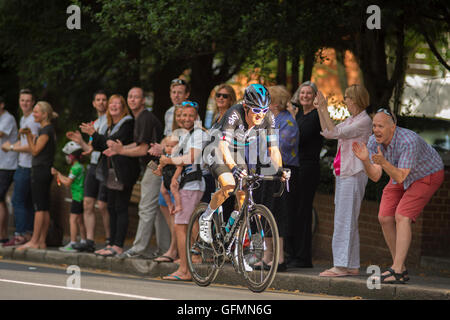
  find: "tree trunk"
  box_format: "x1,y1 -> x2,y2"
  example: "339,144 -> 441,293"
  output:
354,18 -> 406,115
116,35 -> 142,96
335,49 -> 348,95
190,53 -> 215,121
291,49 -> 300,93
151,58 -> 189,122
302,49 -> 315,83
277,49 -> 287,86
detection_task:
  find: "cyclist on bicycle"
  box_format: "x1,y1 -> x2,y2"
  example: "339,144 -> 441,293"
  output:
199,83 -> 288,243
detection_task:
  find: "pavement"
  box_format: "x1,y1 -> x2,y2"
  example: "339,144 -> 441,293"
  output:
0,245 -> 449,300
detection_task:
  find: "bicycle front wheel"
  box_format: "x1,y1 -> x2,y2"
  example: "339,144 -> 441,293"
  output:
237,204 -> 279,293
186,202 -> 220,287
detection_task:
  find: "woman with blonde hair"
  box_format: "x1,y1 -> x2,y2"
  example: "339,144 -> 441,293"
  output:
80,94 -> 140,257
202,84 -> 236,196
212,84 -> 236,124
18,101 -> 57,250
287,81 -> 323,269
315,84 -> 372,277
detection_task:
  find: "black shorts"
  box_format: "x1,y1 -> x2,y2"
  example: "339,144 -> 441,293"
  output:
70,200 -> 84,214
84,164 -> 108,202
0,170 -> 15,202
31,165 -> 52,212
209,163 -> 248,181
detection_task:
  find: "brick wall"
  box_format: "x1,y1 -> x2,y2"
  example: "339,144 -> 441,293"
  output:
419,166 -> 450,258
7,180 -> 140,246
7,166 -> 448,264
312,165 -> 450,267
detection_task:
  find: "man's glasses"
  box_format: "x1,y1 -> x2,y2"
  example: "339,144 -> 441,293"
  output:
251,107 -> 269,114
19,89 -> 33,95
171,79 -> 187,85
182,101 -> 199,109
215,93 -> 230,99
376,108 -> 397,124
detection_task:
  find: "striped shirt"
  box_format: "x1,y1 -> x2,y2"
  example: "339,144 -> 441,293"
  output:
367,127 -> 444,190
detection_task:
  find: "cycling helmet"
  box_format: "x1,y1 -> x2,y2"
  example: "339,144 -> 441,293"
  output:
62,141 -> 82,155
243,84 -> 271,109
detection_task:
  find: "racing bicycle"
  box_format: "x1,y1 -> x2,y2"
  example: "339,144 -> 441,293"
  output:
186,169 -> 290,293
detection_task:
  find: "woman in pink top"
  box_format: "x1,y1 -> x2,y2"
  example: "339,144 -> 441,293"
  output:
315,84 -> 372,277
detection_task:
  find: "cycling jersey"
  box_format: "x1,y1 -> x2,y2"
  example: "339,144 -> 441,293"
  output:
207,104 -> 278,171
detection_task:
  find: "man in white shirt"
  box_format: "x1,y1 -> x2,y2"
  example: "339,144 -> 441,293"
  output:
1,89 -> 40,246
159,103 -> 205,281
164,79 -> 191,137
66,90 -> 110,252
0,96 -> 18,244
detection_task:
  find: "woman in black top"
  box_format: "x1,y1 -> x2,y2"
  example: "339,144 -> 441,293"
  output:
81,94 -> 140,257
18,101 -> 57,250
287,81 -> 324,268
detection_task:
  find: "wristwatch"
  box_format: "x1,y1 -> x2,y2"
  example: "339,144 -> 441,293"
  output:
10,144 -> 14,151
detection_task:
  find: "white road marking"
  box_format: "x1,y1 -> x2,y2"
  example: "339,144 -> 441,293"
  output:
0,278 -> 165,300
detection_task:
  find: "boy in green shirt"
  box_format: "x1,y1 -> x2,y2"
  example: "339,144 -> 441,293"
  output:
51,141 -> 87,252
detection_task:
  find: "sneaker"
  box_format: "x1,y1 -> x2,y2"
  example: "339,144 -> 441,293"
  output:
117,249 -> 141,259
72,240 -> 95,253
59,242 -> 78,253
199,216 -> 213,244
2,236 -> 26,247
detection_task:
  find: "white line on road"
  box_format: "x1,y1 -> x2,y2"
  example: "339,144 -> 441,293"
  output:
0,278 -> 165,300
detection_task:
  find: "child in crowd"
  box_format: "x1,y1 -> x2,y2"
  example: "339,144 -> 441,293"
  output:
154,135 -> 183,215
51,141 -> 87,252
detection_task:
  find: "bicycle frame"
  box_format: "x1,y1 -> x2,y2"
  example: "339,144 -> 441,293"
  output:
213,173 -> 285,262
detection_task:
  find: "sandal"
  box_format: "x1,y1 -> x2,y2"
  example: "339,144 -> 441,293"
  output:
319,267 -> 350,277
163,273 -> 192,282
96,247 -> 117,257
381,267 -> 406,284
154,255 -> 175,263
402,270 -> 410,282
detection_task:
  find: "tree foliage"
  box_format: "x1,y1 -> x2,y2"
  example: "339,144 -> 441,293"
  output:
0,0 -> 448,123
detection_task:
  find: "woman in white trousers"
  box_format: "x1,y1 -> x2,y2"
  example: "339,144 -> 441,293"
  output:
315,84 -> 372,277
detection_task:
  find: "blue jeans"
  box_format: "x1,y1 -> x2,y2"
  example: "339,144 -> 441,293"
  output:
11,166 -> 34,235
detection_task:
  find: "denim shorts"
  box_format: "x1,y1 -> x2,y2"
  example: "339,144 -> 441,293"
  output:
158,190 -> 174,207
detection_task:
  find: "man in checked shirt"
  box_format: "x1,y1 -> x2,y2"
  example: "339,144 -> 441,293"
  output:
352,108 -> 444,284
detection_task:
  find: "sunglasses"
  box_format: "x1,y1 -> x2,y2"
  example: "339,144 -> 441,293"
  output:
215,93 -> 230,99
171,78 -> 187,85
376,108 -> 397,124
251,107 -> 269,114
182,101 -> 199,109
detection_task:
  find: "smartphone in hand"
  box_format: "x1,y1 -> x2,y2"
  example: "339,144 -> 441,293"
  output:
147,160 -> 159,171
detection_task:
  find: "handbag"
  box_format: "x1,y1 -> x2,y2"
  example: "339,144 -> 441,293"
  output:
106,159 -> 124,191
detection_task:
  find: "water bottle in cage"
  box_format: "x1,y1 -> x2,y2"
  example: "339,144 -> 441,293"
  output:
225,210 -> 239,233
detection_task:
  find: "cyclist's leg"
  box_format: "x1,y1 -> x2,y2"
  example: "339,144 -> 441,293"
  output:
203,164 -> 235,220
207,173 -> 235,212
199,165 -> 234,243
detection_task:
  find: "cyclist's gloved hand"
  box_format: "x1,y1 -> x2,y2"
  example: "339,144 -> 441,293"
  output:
277,167 -> 291,180
232,165 -> 247,180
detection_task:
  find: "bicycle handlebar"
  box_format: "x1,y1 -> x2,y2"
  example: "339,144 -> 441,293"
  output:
239,169 -> 291,197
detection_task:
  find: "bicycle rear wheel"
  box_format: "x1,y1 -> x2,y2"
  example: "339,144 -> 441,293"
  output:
186,202 -> 220,287
237,204 -> 279,293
